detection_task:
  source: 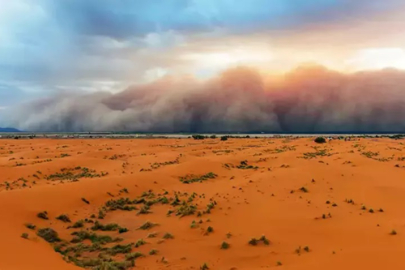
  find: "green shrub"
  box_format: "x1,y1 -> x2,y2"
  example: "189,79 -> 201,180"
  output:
37,228 -> 60,243
37,211 -> 48,220
56,214 -> 71,223
314,137 -> 326,143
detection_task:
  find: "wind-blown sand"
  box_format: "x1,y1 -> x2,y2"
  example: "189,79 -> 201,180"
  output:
1,137 -> 405,269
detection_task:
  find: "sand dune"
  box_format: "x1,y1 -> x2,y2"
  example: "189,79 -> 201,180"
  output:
1,137 -> 405,269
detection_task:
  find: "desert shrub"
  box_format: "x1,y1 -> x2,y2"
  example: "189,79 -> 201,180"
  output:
37,211 -> 48,220
25,223 -> 36,230
91,221 -> 120,231
37,228 -> 60,243
221,241 -> 230,249
105,244 -> 132,255
179,172 -> 217,184
71,220 -> 84,228
119,227 -> 128,233
125,252 -> 144,260
137,221 -> 158,230
81,198 -> 90,204
149,249 -> 158,255
220,136 -> 228,141
314,137 -> 326,143
21,233 -> 29,239
192,135 -> 205,140
134,239 -> 146,247
162,233 -> 174,239
299,187 -> 308,193
56,214 -> 71,223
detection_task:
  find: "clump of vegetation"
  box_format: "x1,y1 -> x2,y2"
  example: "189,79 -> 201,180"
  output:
190,220 -> 198,228
221,241 -> 230,249
149,249 -> 158,255
179,172 -> 217,184
299,187 -> 308,193
105,244 -> 133,255
248,235 -> 270,246
163,233 -> 174,239
221,136 -> 228,141
236,160 -> 258,170
314,137 -> 326,143
91,221 -> 120,231
137,205 -> 152,215
175,202 -> 197,217
56,214 -> 71,223
21,233 -> 29,239
138,221 -> 158,230
70,230 -> 122,244
25,223 -> 36,230
192,135 -> 206,140
81,197 -> 90,204
390,230 -> 397,235
125,252 -> 144,260
200,263 -> 209,270
301,149 -> 331,159
37,228 -> 60,243
105,198 -> 137,211
37,211 -> 48,220
147,232 -> 158,238
46,166 -> 104,182
134,239 -> 146,248
345,199 -> 354,204
70,220 -> 84,228
119,227 -> 128,233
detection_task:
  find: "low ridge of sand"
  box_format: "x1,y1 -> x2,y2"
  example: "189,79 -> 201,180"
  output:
1,137 -> 405,269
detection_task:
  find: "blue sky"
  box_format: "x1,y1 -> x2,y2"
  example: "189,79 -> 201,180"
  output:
1,0 -> 405,109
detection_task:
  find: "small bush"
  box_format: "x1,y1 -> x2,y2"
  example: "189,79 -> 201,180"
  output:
149,249 -> 158,255
192,135 -> 205,140
21,233 -> 29,239
37,211 -> 48,220
25,223 -> 36,230
56,214 -> 71,223
71,220 -> 84,228
314,137 -> 326,143
134,239 -> 146,248
220,241 -> 230,249
119,227 -> 128,233
81,198 -> 90,204
391,230 -> 397,235
200,263 -> 209,270
37,228 -> 60,243
299,187 -> 308,193
137,221 -> 158,230
220,136 -> 228,141
248,238 -> 258,246
163,233 -> 174,239
125,252 -> 144,260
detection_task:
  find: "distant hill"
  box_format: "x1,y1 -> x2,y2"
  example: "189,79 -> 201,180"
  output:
0,127 -> 21,132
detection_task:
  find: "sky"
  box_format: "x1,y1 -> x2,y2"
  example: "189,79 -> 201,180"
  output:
1,0 -> 405,132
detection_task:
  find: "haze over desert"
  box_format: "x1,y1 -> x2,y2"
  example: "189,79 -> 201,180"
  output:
1,136 -> 405,269
2,0 -> 405,269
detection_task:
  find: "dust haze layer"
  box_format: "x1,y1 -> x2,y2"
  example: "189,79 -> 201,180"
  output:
2,65 -> 405,133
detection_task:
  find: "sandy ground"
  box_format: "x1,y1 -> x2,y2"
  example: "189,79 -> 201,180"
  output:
1,137 -> 405,270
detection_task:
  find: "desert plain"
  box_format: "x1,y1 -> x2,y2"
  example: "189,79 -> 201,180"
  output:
1,136 -> 405,270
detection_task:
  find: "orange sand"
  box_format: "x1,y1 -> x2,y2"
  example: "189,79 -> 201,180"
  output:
1,137 -> 405,269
